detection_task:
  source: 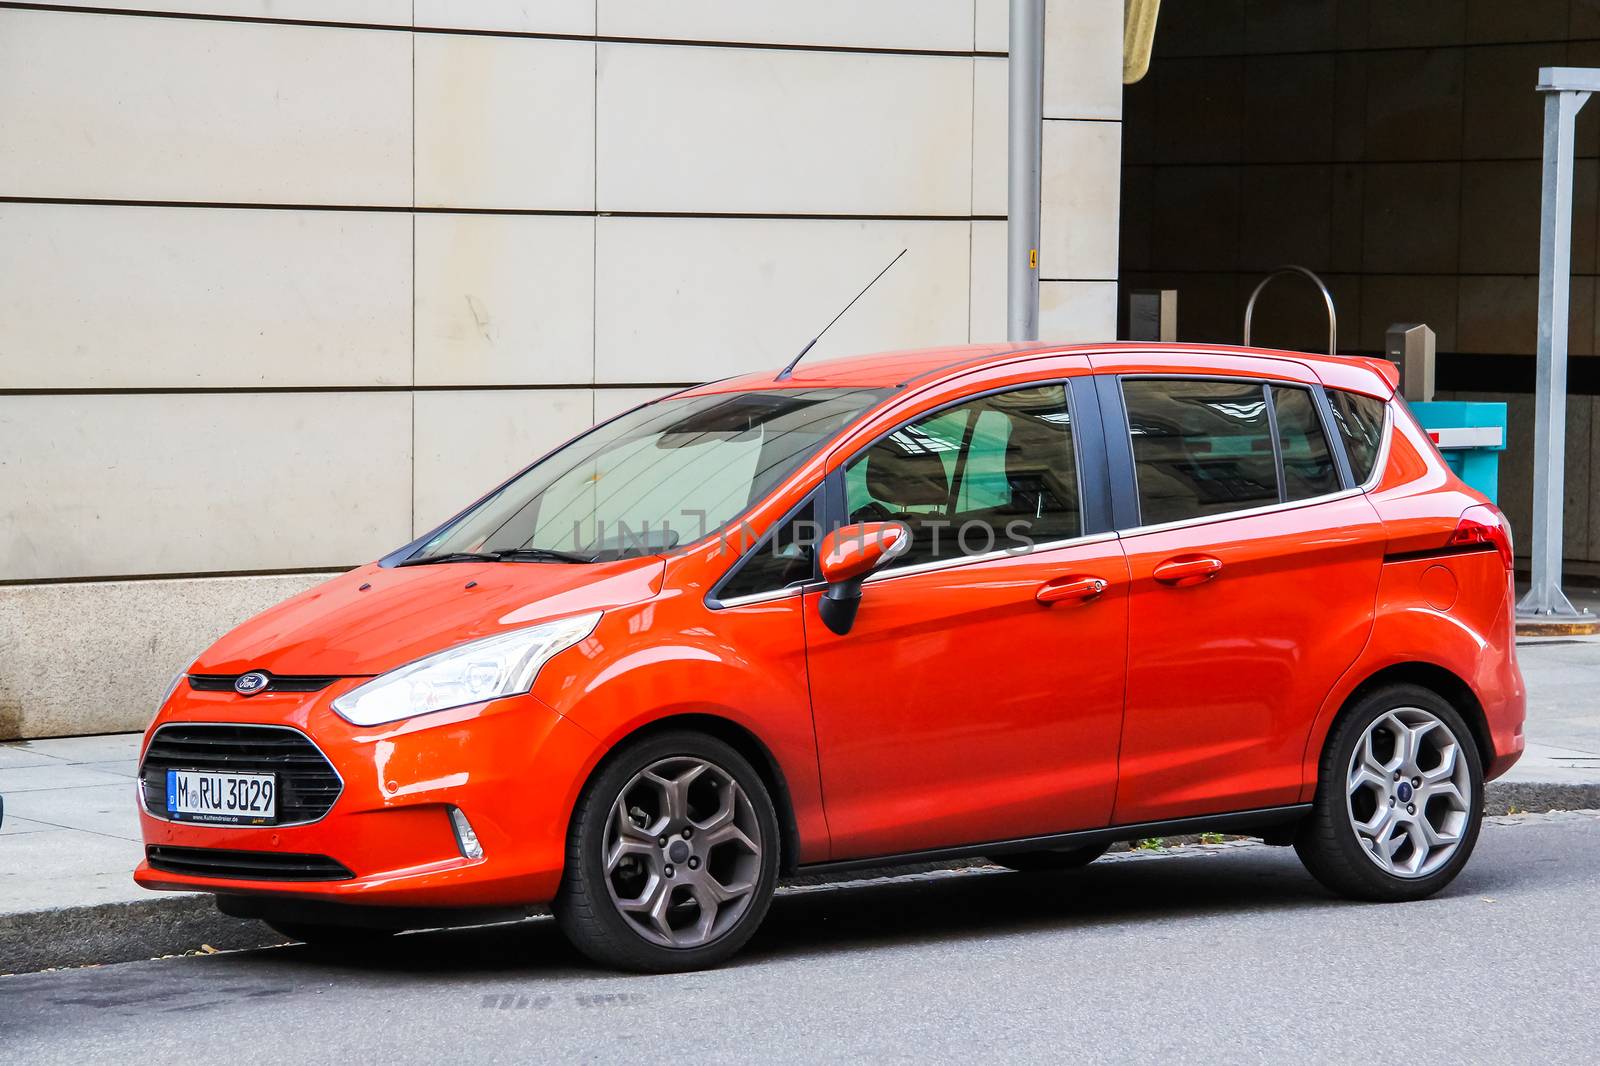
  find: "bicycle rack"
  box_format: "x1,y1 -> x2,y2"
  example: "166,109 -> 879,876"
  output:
1242,265 -> 1338,357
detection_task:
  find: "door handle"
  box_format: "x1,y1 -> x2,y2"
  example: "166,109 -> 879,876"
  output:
1036,575 -> 1109,605
1152,554 -> 1223,587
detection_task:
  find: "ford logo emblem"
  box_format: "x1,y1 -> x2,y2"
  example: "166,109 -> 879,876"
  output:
234,672 -> 270,696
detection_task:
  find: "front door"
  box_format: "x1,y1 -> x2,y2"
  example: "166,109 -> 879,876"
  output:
1106,373 -> 1387,824
804,378 -> 1129,861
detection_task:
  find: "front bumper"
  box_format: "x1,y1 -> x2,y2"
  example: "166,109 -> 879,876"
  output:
135,682 -> 598,909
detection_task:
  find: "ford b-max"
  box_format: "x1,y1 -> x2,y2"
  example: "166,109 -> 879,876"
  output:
136,343 -> 1525,972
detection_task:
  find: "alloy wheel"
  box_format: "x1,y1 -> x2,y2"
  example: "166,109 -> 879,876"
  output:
603,756 -> 763,949
1345,706 -> 1473,879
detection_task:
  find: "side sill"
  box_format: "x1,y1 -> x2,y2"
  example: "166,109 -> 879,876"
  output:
796,804 -> 1312,876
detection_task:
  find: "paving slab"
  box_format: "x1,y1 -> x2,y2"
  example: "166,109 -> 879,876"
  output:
0,763 -> 135,794
4,784 -> 142,841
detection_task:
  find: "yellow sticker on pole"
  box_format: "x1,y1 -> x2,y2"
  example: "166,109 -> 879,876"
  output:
1029,248 -> 1038,270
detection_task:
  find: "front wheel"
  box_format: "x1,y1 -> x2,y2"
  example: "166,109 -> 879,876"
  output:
1295,684 -> 1484,902
554,731 -> 781,972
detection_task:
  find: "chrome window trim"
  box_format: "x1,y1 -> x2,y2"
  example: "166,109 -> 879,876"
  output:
1115,487 -> 1366,539
863,530 -> 1119,585
713,585 -> 807,610
139,721 -> 346,831
1355,401 -> 1394,493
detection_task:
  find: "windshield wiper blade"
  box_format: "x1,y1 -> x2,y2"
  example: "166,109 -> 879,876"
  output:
487,547 -> 596,564
395,551 -> 498,567
396,547 -> 595,567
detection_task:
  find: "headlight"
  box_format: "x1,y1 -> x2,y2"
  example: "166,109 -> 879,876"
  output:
331,612 -> 600,727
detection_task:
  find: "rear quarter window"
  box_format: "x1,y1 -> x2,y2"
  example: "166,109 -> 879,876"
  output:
1327,390 -> 1387,485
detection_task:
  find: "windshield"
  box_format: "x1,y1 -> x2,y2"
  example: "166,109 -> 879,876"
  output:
407,387 -> 888,564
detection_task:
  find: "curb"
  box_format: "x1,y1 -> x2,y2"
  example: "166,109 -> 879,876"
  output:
0,895 -> 280,976
5,782 -> 1599,976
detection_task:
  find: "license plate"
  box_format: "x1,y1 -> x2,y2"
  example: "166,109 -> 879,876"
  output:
166,769 -> 276,825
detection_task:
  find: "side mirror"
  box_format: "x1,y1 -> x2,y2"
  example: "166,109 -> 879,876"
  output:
816,522 -> 911,635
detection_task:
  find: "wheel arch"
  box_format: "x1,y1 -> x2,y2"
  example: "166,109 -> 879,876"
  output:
575,712 -> 805,876
1301,660 -> 1493,802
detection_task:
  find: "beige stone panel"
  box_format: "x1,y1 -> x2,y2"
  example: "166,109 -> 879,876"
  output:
412,389 -> 595,531
597,44 -> 973,215
0,572 -> 341,740
594,217 -> 972,383
0,9 -> 411,205
594,388 -> 681,423
16,1 -> 410,22
415,0 -> 594,33
1040,120 -> 1121,280
1039,281 -> 1117,342
599,0 -> 973,51
1043,0 -> 1122,121
0,393 -> 412,580
969,220 -> 1007,343
414,213 -> 594,386
415,34 -> 595,210
0,204 -> 411,389
972,57 -> 1008,217
975,0 -> 1008,51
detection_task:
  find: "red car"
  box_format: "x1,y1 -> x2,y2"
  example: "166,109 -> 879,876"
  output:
136,342 -> 1524,972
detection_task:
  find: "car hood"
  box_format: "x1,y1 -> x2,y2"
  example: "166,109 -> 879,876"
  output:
190,556 -> 667,677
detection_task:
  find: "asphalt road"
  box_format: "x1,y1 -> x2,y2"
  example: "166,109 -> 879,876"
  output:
5,812 -> 1597,1064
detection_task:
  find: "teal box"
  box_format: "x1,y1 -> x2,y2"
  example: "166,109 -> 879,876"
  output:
1409,400 -> 1508,504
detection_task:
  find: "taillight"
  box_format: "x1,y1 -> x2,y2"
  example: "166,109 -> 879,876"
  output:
1448,504 -> 1513,570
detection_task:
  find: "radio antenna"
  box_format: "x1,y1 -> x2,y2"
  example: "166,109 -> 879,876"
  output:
775,248 -> 907,381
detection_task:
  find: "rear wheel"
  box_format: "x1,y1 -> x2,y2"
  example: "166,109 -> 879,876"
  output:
988,842 -> 1109,873
554,731 -> 780,973
1295,683 -> 1483,901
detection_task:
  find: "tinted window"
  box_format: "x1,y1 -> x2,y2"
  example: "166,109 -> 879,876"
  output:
845,384 -> 1081,569
1123,379 -> 1278,525
1328,389 -> 1387,484
718,499 -> 819,600
1270,386 -> 1339,501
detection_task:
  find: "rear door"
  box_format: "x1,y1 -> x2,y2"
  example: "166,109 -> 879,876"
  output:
1094,355 -> 1387,824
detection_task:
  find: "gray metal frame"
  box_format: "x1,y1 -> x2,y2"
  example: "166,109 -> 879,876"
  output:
1520,68 -> 1600,620
1242,265 -> 1338,357
1006,0 -> 1044,341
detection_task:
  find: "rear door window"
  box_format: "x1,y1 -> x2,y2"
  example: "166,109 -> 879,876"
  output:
1270,385 -> 1340,501
1122,379 -> 1279,525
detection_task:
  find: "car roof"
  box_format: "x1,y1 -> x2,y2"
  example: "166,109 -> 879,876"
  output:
679,342 -> 1397,397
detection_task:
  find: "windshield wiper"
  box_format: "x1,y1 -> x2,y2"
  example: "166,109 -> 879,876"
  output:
397,547 -> 594,567
487,547 -> 595,564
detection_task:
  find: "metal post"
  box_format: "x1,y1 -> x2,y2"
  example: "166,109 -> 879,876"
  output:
1519,69 -> 1599,621
1007,0 -> 1044,341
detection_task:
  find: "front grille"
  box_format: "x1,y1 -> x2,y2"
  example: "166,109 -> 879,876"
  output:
187,674 -> 338,694
146,845 -> 353,882
140,724 -> 343,825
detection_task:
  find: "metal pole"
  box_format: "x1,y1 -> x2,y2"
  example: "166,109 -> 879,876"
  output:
1519,79 -> 1591,619
1007,0 -> 1044,341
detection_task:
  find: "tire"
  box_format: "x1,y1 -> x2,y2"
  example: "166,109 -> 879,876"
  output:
988,842 -> 1109,873
554,730 -> 781,973
267,921 -> 399,952
1295,683 -> 1484,902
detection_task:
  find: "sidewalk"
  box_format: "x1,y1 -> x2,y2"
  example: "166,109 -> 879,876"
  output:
4,638 -> 1599,973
